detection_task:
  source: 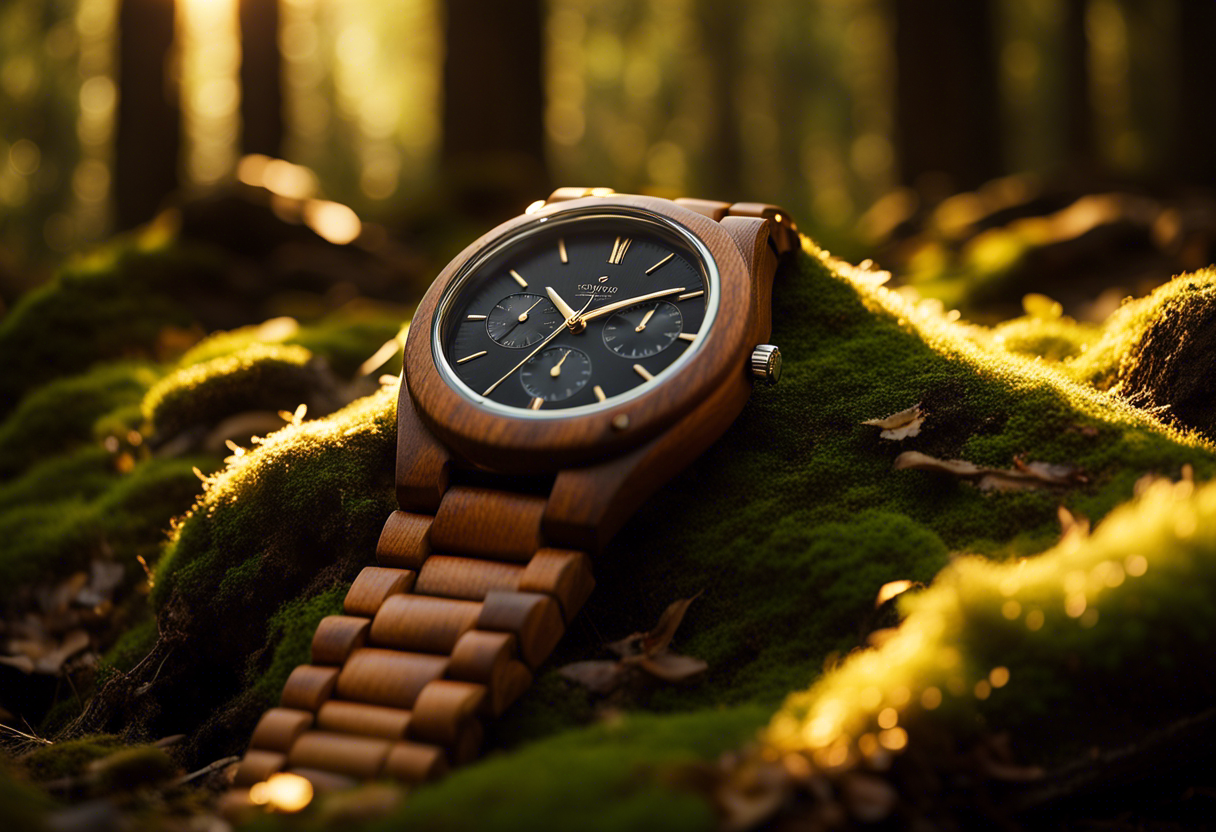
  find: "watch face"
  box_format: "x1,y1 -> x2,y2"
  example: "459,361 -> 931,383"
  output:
433,208 -> 718,416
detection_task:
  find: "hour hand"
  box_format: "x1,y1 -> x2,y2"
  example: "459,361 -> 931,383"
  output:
546,286 -> 578,322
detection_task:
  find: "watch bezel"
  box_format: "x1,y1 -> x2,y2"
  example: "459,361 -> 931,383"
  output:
404,194 -> 757,472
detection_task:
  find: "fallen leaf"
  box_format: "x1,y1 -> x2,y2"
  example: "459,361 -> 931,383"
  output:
0,655 -> 34,674
637,652 -> 708,683
862,403 -> 925,441
33,629 -> 90,674
640,593 -> 700,658
557,660 -> 628,695
894,451 -> 1084,492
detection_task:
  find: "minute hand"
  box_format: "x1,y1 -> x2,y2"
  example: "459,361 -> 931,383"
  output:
580,287 -> 687,323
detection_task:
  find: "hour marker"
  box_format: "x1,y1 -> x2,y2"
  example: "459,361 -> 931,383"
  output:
593,385 -> 606,402
510,269 -> 528,288
646,253 -> 674,274
608,236 -> 632,265
677,290 -> 704,301
558,238 -> 568,264
467,314 -> 487,321
677,332 -> 697,342
457,350 -> 487,364
529,397 -> 544,410
633,364 -> 654,382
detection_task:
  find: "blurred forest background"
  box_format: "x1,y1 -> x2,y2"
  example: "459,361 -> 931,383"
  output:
0,0 -> 1213,312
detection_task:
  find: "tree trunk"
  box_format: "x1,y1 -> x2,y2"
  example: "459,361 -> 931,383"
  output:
1061,0 -> 1095,174
115,0 -> 180,230
892,0 -> 1002,194
1175,0 -> 1216,187
442,0 -> 548,214
238,0 -> 284,159
696,0 -> 744,199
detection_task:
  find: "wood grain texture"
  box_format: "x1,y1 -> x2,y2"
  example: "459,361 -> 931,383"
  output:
250,708 -> 314,752
335,648 -> 448,709
416,555 -> 525,599
316,700 -> 413,740
476,590 -> 564,669
382,741 -> 449,782
375,511 -> 432,570
403,194 -> 758,473
287,731 -> 393,779
430,487 -> 545,560
518,549 -> 594,622
311,615 -> 371,665
395,384 -> 451,513
344,566 -> 417,617
233,749 -> 285,786
369,594 -> 482,654
409,680 -> 486,746
279,665 -> 339,711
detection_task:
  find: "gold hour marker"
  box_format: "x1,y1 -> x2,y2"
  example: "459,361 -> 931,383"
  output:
558,238 -> 568,264
456,350 -> 487,364
633,364 -> 654,382
467,314 -> 487,321
529,397 -> 544,410
510,269 -> 528,288
593,385 -> 606,402
608,236 -> 632,265
646,252 -> 674,274
677,332 -> 697,342
677,289 -> 704,301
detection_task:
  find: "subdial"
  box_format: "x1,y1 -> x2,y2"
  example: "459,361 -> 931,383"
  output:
519,347 -> 592,402
601,301 -> 683,359
486,293 -> 565,348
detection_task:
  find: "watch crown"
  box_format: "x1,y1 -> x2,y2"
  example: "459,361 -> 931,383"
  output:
750,344 -> 782,385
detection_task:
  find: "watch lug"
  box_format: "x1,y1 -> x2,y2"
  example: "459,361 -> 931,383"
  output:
543,366 -> 752,553
395,378 -> 452,513
720,216 -> 777,345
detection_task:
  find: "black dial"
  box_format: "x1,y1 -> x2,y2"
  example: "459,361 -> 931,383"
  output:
437,210 -> 712,413
520,347 -> 592,402
602,301 -> 683,359
485,293 -> 564,348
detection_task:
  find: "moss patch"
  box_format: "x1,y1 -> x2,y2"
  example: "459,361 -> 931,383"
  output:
20,734 -> 125,782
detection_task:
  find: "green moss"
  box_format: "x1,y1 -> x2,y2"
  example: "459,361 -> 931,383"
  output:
98,616 -> 160,680
987,315 -> 1098,362
142,344 -> 324,439
371,707 -> 768,832
0,230 -> 225,416
247,586 -> 346,707
92,746 -> 177,792
0,453 -> 215,586
21,734 -> 124,782
0,445 -> 116,511
766,474 -> 1216,767
0,758 -> 51,832
0,362 -> 159,477
287,304 -> 407,378
1067,268 -> 1216,389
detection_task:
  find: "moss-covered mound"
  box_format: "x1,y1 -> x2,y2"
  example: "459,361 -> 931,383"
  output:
52,238 -> 1216,830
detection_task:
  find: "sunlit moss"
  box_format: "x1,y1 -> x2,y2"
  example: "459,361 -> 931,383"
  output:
986,315 -> 1099,362
141,343 -> 323,440
764,474 -> 1216,768
0,362 -> 159,477
1067,268 -> 1216,390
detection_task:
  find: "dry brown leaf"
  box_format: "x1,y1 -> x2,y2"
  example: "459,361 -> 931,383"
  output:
636,652 -> 708,683
862,403 -> 925,441
894,450 -> 1084,492
557,660 -> 628,695
33,629 -> 90,675
560,594 -> 706,694
0,654 -> 34,674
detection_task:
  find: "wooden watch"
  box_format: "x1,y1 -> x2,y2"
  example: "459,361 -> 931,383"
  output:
229,188 -> 797,795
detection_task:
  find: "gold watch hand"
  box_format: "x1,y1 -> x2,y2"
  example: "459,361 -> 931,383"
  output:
518,297 -> 545,323
549,349 -> 571,378
482,295 -> 594,397
581,287 -> 686,323
546,286 -> 578,323
634,308 -> 657,332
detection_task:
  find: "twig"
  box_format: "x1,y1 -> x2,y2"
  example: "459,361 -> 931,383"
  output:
172,755 -> 241,787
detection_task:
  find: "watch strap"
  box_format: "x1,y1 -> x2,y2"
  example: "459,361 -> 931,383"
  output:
232,486 -> 593,790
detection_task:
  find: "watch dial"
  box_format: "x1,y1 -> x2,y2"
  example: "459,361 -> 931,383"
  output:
436,211 -> 712,413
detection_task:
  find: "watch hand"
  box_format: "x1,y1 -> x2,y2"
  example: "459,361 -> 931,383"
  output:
482,295 -> 594,397
518,297 -> 545,323
581,287 -> 686,323
634,308 -> 657,332
546,286 -> 578,323
549,349 -> 571,378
